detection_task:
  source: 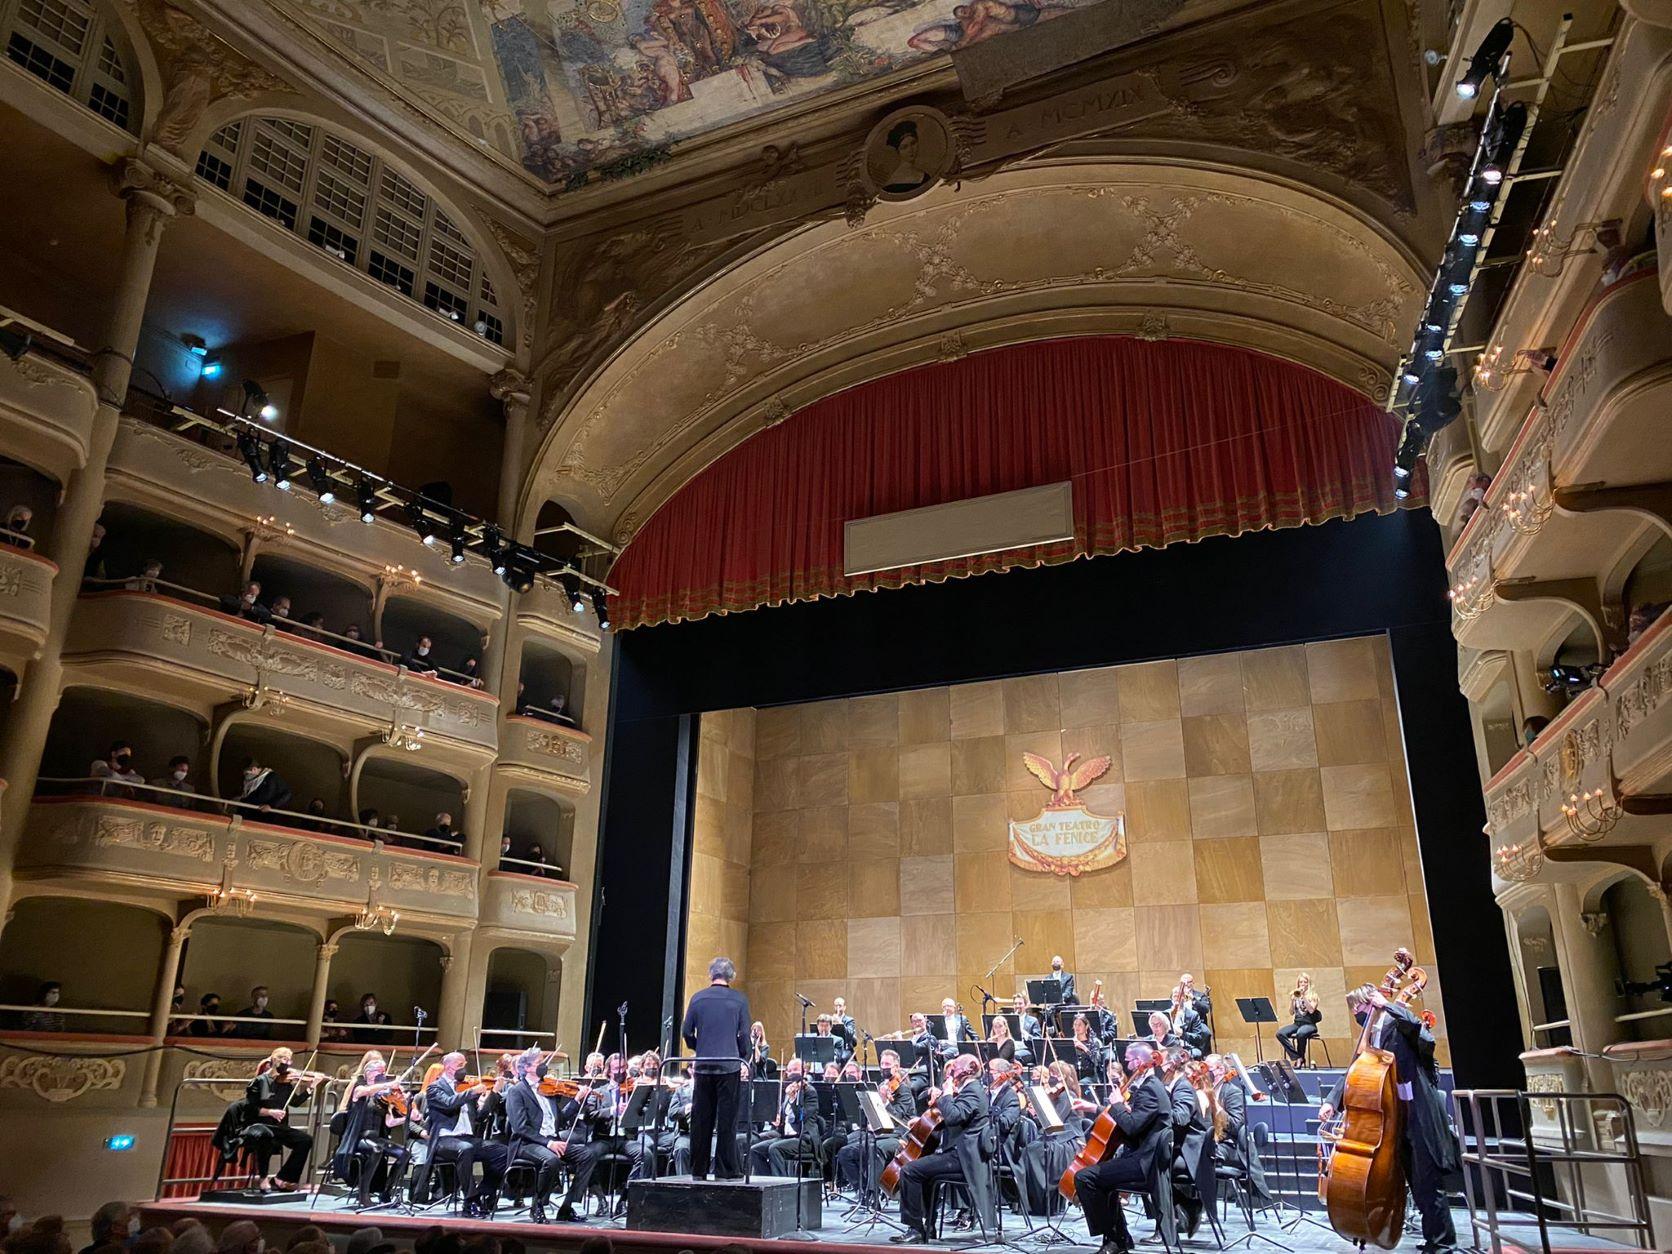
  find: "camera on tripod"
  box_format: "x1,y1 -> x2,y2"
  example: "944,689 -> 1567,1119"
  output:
1616,961 -> 1672,1003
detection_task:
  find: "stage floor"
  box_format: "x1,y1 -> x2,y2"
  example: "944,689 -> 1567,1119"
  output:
140,1184 -> 1637,1254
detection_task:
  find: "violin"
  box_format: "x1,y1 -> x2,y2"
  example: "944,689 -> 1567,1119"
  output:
537,1075 -> 588,1100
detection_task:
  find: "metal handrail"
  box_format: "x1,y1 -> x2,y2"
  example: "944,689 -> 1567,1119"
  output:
35,776 -> 470,856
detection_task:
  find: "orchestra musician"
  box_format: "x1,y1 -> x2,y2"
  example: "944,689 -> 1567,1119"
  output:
1141,1010 -> 1179,1051
890,1054 -> 993,1244
1162,1046 -> 1215,1237
984,1058 -> 1025,1190
590,1052 -> 647,1213
1071,1042 -> 1174,1254
832,997 -> 858,1053
748,1020 -> 777,1078
1168,984 -> 1212,1058
907,1013 -> 937,1083
1178,974 -> 1211,1020
1206,1054 -> 1269,1201
505,1045 -> 604,1223
815,1013 -> 853,1067
332,1050 -> 412,1206
417,1052 -> 508,1216
668,1067 -> 697,1175
834,1052 -> 917,1194
936,998 -> 976,1060
1048,955 -> 1077,1005
1318,986 -> 1460,1251
1276,973 -> 1322,1065
230,1047 -> 322,1192
750,1057 -> 824,1175
986,1013 -> 1027,1064
1070,1011 -> 1105,1082
1011,994 -> 1043,1053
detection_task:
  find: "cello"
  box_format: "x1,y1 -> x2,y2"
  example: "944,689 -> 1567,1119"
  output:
1317,947 -> 1428,1249
881,1058 -> 975,1196
1057,1061 -> 1138,1202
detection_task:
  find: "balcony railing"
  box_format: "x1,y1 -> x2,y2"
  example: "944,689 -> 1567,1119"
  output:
479,869 -> 577,942
0,320 -> 97,485
497,714 -> 591,792
62,589 -> 499,756
1483,608 -> 1672,878
0,543 -> 56,671
18,794 -> 479,923
1446,268 -> 1672,652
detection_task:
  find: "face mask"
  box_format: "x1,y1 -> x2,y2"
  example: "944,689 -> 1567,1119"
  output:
173,768 -> 188,781
207,1004 -> 220,1015
255,997 -> 268,1010
1354,1010 -> 1369,1027
274,606 -> 289,618
128,1219 -> 141,1238
416,646 -> 429,656
115,754 -> 132,767
243,592 -> 257,604
245,770 -> 258,781
364,1004 -> 377,1015
44,991 -> 59,1006
535,1064 -> 549,1079
7,1216 -> 23,1235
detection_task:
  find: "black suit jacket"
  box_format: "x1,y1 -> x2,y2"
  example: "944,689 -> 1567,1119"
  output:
1113,1072 -> 1173,1172
1056,973 -> 1077,1004
937,1081 -> 995,1225
241,771 -> 292,810
682,983 -> 750,1074
506,1080 -> 593,1150
425,1077 -> 484,1140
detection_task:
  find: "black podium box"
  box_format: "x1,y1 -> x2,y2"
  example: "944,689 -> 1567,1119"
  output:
624,1175 -> 822,1237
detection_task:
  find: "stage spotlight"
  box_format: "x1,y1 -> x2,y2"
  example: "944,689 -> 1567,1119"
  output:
306,456 -> 335,503
503,547 -> 535,593
1393,482 -> 1410,501
406,499 -> 436,546
561,572 -> 585,614
1455,205 -> 1489,248
1444,245 -> 1476,296
448,516 -> 468,565
237,429 -> 268,483
591,588 -> 610,631
268,438 -> 292,490
0,327 -> 33,361
1413,366 -> 1462,434
1421,296 -> 1451,334
242,379 -> 279,421
182,334 -> 209,358
1455,18 -> 1513,100
482,526 -> 507,576
1481,101 -> 1528,186
201,353 -> 223,380
357,477 -> 378,523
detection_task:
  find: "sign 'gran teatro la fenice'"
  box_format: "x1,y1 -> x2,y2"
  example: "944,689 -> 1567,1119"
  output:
1009,752 -> 1128,877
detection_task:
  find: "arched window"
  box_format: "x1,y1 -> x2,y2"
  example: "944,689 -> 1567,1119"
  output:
2,0 -> 136,131
194,115 -> 506,346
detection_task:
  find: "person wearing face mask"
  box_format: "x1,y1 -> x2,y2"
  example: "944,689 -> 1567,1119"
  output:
341,623 -> 380,660
233,985 -> 277,1040
423,811 -> 462,854
232,1047 -> 321,1192
124,558 -> 163,593
1318,985 -> 1459,1251
90,740 -> 144,790
320,999 -> 351,1044
166,985 -> 192,1036
190,992 -> 231,1037
353,992 -> 393,1044
402,635 -> 438,674
220,580 -> 271,624
1,504 -> 33,548
333,1051 -> 411,1206
237,756 -> 293,813
497,834 -> 517,871
150,755 -> 197,801
22,982 -> 65,1032
269,595 -> 295,630
446,656 -> 485,688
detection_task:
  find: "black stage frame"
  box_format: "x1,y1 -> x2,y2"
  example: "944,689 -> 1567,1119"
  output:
584,509 -> 1522,1091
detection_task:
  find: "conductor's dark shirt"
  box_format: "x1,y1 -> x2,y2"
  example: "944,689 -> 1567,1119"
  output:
682,982 -> 750,1075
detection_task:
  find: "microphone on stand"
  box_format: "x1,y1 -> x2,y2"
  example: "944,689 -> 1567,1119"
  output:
794,992 -> 815,1008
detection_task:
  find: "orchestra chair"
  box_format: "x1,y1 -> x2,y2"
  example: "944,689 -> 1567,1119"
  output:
930,1142 -> 1000,1241
1116,1163 -> 1182,1254
411,1158 -> 462,1214
1215,1123 -> 1276,1233
1296,1035 -> 1331,1070
589,1146 -> 635,1216
499,1159 -> 539,1211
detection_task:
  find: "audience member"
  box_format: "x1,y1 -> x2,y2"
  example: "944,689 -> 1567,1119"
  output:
124,559 -> 163,593
352,992 -> 392,1042
0,1194 -> 14,1236
130,1227 -> 172,1254
231,985 -> 275,1040
78,1203 -> 132,1254
1522,715 -> 1550,746
448,656 -> 484,688
521,843 -> 550,877
545,694 -> 572,724
150,756 -> 197,798
21,982 -> 65,1033
1628,600 -> 1669,646
220,581 -> 270,624
402,635 -> 438,674
165,985 -> 191,1035
7,1227 -> 71,1254
269,596 -> 294,629
89,741 -> 143,786
1456,473 -> 1491,526
170,1230 -> 211,1254
237,757 -> 292,811
213,1222 -> 261,1254
188,992 -> 228,1037
497,834 -> 516,871
423,812 -> 461,852
167,1218 -> 203,1238
1,504 -> 33,547
319,999 -> 350,1043
298,612 -> 327,642
300,797 -> 329,832
283,1229 -> 325,1251
343,1230 -> 386,1254
342,623 -> 381,660
83,521 -> 108,585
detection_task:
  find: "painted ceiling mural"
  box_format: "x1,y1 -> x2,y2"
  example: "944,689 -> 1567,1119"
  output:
284,0 -> 1194,187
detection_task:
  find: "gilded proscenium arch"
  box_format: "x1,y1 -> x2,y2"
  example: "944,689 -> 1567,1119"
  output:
528,160 -> 1429,546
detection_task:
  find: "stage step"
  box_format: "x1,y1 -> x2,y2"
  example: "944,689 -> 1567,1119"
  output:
624,1175 -> 823,1239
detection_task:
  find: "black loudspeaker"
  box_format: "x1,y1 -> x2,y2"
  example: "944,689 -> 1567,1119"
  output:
483,986 -> 527,1030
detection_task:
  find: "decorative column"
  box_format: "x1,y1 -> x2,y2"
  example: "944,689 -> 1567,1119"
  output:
0,159 -> 194,907
305,939 -> 340,1047
1553,882 -> 1620,1090
140,921 -> 193,1106
436,939 -> 476,1049
490,369 -> 532,535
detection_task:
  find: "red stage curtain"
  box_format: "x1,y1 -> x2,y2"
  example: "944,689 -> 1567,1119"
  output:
610,337 -> 1415,630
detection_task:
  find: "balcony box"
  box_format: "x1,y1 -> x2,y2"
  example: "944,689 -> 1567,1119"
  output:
0,546 -> 56,675
497,715 -> 591,793
1519,1046 -> 1591,1149
515,579 -> 603,651
0,350 -> 96,485
480,870 -> 578,943
1603,1039 -> 1672,1157
1605,611 -> 1672,796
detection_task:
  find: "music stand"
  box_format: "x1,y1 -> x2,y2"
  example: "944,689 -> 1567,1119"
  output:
1128,1010 -> 1156,1037
1026,978 -> 1065,1006
982,1012 -> 1024,1040
794,1034 -> 837,1066
1256,1061 -> 1333,1237
741,1078 -> 778,1184
1135,997 -> 1171,1013
1237,997 -> 1278,1063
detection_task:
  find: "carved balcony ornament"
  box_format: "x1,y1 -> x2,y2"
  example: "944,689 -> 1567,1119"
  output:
1523,1071 -> 1564,1119
1578,910 -> 1609,938
0,1055 -> 126,1103
1620,1066 -> 1671,1128
1526,218 -> 1621,279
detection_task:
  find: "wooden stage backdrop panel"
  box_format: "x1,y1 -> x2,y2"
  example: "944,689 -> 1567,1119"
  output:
685,636 -> 1445,1068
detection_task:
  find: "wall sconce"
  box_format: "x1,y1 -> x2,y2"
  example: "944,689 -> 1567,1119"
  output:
1474,345 -> 1558,392
1560,786 -> 1621,841
1526,218 -> 1620,278
1447,572 -> 1493,621
1492,834 -> 1543,882
207,884 -> 258,916
355,890 -> 399,936
383,722 -> 426,752
1502,480 -> 1554,537
244,684 -> 291,717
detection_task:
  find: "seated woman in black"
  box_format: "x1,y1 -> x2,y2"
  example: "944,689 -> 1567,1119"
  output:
332,1050 -> 411,1205
1275,973 -> 1323,1064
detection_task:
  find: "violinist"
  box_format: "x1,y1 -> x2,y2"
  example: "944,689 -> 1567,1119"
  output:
332,1050 -> 412,1206
1206,1054 -> 1268,1201
749,1058 -> 824,1176
834,1051 -> 917,1194
1070,1012 -> 1104,1082
748,1021 -> 778,1079
418,1052 -> 507,1217
1276,973 -> 1322,1064
505,1045 -> 604,1223
1071,1042 -> 1172,1254
1318,985 -> 1458,1250
1161,1046 -> 1214,1238
668,1065 -> 697,1175
236,1047 -> 321,1192
891,1053 -> 992,1244
984,1058 -> 1025,1190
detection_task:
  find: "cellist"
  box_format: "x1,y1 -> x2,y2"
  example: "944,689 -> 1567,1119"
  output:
1071,1042 -> 1172,1254
1318,985 -> 1459,1251
890,1054 -> 992,1244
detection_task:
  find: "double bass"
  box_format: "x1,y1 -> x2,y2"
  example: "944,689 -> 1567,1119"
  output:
1317,947 -> 1428,1249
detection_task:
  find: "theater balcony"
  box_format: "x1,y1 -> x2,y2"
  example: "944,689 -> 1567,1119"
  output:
497,714 -> 591,793
14,793 -> 478,927
479,869 -> 578,944
516,577 -> 604,651
61,591 -> 499,765
1447,268 -> 1672,658
0,544 -> 56,677
0,322 -> 97,486
1484,609 -> 1672,881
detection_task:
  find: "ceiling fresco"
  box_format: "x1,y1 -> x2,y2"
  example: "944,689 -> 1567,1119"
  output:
283,0 -> 1201,187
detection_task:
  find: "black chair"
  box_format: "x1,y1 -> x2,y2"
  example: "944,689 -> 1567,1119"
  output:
1297,1034 -> 1332,1069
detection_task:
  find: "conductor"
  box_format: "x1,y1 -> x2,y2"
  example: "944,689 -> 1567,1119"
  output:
681,954 -> 750,1179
